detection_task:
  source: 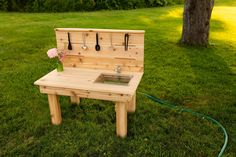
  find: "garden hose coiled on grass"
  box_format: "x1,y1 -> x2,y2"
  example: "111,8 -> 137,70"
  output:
138,92 -> 228,157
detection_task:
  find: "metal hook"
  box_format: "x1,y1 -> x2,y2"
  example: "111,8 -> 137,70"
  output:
82,33 -> 88,50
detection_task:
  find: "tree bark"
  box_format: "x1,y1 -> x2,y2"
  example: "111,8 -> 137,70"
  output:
181,0 -> 214,46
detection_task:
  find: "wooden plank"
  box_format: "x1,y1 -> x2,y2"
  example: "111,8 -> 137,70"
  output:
34,68 -> 143,95
62,56 -> 143,67
55,28 -> 145,34
56,31 -> 144,45
115,102 -> 127,137
126,93 -> 136,112
70,96 -> 80,105
48,94 -> 62,125
40,86 -> 132,102
57,43 -> 144,61
62,56 -> 143,72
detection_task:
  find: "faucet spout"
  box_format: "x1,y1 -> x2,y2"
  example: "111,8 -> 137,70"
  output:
114,65 -> 121,73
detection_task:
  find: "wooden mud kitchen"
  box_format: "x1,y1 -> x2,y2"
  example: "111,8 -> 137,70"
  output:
34,28 -> 145,137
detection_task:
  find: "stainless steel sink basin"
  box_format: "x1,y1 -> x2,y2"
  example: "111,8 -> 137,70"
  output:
95,73 -> 133,86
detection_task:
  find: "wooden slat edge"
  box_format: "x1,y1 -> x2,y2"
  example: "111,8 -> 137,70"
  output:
55,28 -> 145,34
40,86 -> 132,102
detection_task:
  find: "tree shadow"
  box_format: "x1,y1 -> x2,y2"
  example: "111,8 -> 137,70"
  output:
182,44 -> 235,103
210,19 -> 227,32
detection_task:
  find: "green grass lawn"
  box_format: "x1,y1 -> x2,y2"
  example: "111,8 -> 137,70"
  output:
0,0 -> 236,156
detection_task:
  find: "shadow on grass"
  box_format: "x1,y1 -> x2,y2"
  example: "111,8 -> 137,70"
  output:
182,44 -> 235,102
211,19 -> 227,32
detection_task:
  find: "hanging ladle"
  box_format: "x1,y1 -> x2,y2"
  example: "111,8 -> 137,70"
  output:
124,33 -> 129,51
67,32 -> 72,50
82,33 -> 88,50
95,33 -> 101,51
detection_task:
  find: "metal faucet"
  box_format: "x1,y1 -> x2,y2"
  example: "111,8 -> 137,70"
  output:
114,65 -> 121,73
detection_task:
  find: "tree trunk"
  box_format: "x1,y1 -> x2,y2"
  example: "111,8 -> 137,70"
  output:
181,0 -> 214,46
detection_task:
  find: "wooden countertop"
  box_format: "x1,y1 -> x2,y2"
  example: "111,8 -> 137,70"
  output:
34,67 -> 143,95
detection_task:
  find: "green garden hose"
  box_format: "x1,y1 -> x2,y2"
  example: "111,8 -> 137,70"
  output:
138,92 -> 228,157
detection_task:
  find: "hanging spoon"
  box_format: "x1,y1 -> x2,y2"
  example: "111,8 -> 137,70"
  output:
95,33 -> 100,51
82,33 -> 88,50
68,32 -> 72,50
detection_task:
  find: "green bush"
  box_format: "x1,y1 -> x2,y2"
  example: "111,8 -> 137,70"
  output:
81,0 -> 95,11
0,0 -> 184,12
0,0 -> 7,11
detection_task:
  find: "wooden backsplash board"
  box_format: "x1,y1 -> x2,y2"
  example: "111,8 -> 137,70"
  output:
55,28 -> 145,72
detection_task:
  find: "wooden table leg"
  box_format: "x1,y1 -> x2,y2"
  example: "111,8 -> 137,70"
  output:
48,94 -> 62,125
127,93 -> 136,113
70,96 -> 80,105
115,102 -> 127,138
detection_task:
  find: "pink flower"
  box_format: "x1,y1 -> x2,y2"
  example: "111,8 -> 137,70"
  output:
59,52 -> 66,62
47,48 -> 58,58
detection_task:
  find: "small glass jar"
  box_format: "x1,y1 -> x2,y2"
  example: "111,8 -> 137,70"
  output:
56,61 -> 64,72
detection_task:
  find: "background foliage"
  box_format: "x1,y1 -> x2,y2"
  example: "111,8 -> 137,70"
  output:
0,0 -> 184,12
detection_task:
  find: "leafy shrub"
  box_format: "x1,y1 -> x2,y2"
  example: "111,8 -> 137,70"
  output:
0,0 -> 184,12
81,0 -> 95,11
0,0 -> 8,11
